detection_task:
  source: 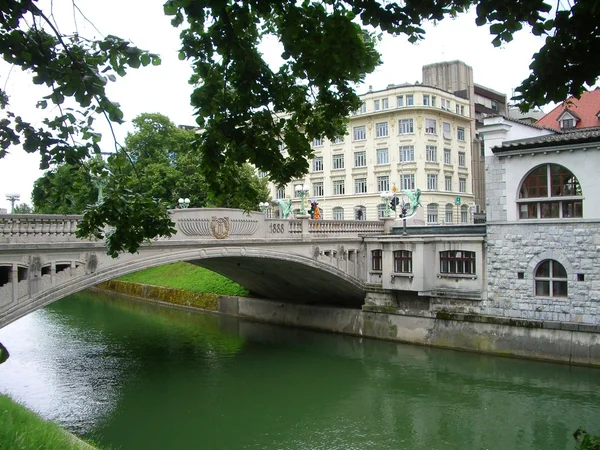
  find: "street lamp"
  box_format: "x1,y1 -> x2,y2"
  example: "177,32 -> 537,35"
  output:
259,201 -> 270,215
380,191 -> 393,218
294,184 -> 309,215
178,198 -> 190,209
5,193 -> 20,213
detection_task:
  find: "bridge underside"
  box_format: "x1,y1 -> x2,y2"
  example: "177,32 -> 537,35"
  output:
190,257 -> 364,308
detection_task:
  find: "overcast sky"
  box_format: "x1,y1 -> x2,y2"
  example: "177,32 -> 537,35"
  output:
0,0 -> 548,211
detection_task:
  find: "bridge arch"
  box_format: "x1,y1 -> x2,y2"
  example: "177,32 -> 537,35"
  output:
1,247 -> 365,329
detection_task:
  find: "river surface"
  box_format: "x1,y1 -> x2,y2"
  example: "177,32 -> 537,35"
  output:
0,290 -> 599,450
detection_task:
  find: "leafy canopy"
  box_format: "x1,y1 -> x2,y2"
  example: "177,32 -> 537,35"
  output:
1,0 -> 598,255
32,113 -> 270,257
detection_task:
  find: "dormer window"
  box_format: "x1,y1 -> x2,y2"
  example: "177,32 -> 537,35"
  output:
556,109 -> 579,130
561,118 -> 575,129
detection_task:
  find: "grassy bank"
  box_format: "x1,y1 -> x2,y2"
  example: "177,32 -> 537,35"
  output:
0,393 -> 97,449
118,262 -> 249,296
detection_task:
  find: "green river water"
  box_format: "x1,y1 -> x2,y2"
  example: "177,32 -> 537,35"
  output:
0,290 -> 598,450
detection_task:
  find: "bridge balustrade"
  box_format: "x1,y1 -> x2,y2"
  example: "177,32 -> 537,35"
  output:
0,215 -> 82,242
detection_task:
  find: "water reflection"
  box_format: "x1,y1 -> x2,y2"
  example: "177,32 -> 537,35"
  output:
0,290 -> 598,450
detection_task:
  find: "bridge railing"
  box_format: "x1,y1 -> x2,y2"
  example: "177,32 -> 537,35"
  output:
0,214 -> 83,243
1,209 -> 385,244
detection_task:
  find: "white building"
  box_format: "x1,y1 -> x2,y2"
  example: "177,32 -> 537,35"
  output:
479,116 -> 600,324
268,83 -> 475,224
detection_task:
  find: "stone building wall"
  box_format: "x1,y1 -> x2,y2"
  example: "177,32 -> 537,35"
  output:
484,155 -> 506,222
484,222 -> 600,324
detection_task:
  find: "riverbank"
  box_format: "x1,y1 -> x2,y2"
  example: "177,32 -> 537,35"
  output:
96,278 -> 600,368
0,393 -> 98,450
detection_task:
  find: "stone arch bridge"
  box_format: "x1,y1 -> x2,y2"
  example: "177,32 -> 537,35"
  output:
0,209 -> 384,328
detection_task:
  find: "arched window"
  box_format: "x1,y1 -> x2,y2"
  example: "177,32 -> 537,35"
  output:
427,203 -> 438,224
377,204 -> 387,219
518,164 -> 582,219
444,203 -> 454,224
535,260 -> 568,297
332,207 -> 344,220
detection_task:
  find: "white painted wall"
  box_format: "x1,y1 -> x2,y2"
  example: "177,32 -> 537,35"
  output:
501,150 -> 600,221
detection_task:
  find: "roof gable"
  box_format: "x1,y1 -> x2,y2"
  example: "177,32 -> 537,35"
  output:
536,89 -> 600,130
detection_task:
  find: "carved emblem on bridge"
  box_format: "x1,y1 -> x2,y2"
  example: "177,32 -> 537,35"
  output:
210,217 -> 231,239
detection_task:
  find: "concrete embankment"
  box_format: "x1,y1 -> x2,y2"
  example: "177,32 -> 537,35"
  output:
96,280 -> 600,368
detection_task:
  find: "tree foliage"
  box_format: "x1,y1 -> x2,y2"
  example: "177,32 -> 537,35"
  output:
11,203 -> 32,214
31,113 -> 270,255
1,0 -> 599,255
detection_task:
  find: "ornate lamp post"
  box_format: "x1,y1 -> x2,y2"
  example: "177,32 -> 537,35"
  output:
5,193 -> 20,213
259,201 -> 270,215
380,191 -> 393,218
294,184 -> 309,215
178,198 -> 190,209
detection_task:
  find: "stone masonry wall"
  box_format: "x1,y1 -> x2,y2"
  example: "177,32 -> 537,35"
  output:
485,155 -> 507,222
484,222 -> 600,324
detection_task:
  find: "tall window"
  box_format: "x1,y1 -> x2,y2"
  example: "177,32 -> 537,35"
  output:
440,251 -> 476,274
382,98 -> 389,109
443,122 -> 451,139
353,125 -> 366,141
535,260 -> 568,297
333,180 -> 345,195
445,176 -> 452,192
393,250 -> 412,273
459,178 -> 466,193
455,104 -> 460,114
376,121 -> 389,138
355,205 -> 366,220
377,204 -> 386,218
372,250 -> 382,271
406,95 -> 414,106
313,182 -> 324,197
400,174 -> 415,190
445,203 -> 454,224
312,138 -> 323,147
425,118 -> 437,135
332,207 -> 344,220
396,96 -> 404,107
399,145 -> 415,162
426,145 -> 437,162
313,157 -> 323,172
276,187 -> 285,199
398,119 -> 414,134
427,203 -> 438,224
355,178 -> 367,194
333,136 -> 344,144
460,105 -> 465,115
457,127 -> 465,141
461,205 -> 469,223
360,103 -> 367,114
444,148 -> 451,165
458,152 -> 466,167
354,151 -> 366,167
427,174 -> 438,191
377,175 -> 390,192
376,148 -> 389,165
518,164 -> 583,219
333,154 -> 345,170
374,99 -> 380,111
423,94 -> 430,106
432,96 -> 437,107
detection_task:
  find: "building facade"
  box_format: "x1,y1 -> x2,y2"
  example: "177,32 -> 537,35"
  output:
422,60 -> 508,214
268,84 -> 475,224
536,88 -> 600,131
479,117 -> 600,325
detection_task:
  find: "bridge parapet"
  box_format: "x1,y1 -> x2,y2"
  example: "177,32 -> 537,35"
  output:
170,208 -> 384,240
0,209 -> 385,246
0,214 -> 83,243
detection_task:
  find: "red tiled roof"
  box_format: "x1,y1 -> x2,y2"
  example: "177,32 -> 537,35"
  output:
536,89 -> 600,130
